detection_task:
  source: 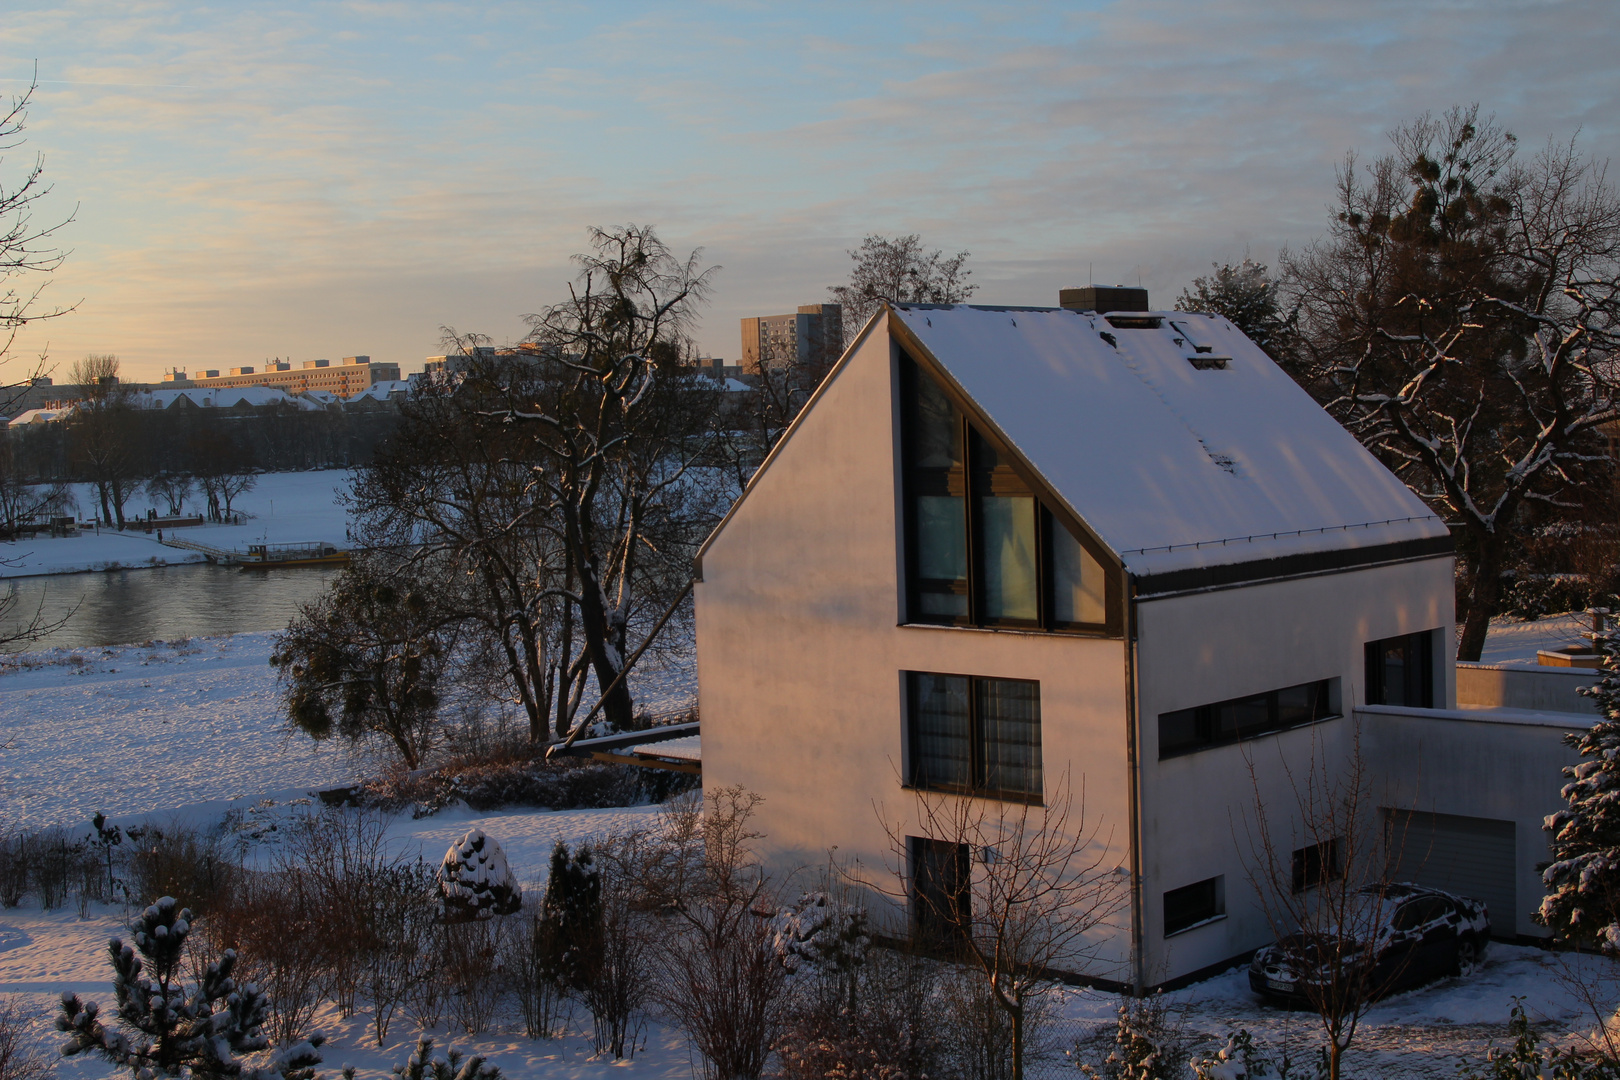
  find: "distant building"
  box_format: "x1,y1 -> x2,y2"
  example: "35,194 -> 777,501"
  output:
740,304 -> 842,374
161,356 -> 400,397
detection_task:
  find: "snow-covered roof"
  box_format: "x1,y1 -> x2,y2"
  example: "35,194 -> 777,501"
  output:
892,304 -> 1449,578
345,380 -> 410,402
630,734 -> 700,762
6,406 -> 70,425
131,387 -> 321,411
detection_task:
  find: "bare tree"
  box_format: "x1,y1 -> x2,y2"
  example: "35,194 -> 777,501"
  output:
144,473 -> 193,517
872,772 -> 1126,1080
829,233 -> 978,342
0,72 -> 75,415
67,354 -> 139,527
1237,724 -> 1411,1080
651,788 -> 792,1080
498,224 -> 729,731
348,352 -> 572,743
1282,105 -> 1620,660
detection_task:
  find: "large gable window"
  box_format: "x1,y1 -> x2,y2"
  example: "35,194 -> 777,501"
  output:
901,354 -> 1116,633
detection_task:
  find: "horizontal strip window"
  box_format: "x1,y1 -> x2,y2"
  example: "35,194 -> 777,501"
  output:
1158,678 -> 1338,760
907,671 -> 1042,802
1164,875 -> 1225,937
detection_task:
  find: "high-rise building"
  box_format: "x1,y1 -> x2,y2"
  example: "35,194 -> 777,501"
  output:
161,356 -> 400,397
740,304 -> 843,374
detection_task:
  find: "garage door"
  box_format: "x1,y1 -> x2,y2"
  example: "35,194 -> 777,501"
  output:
1384,810 -> 1517,939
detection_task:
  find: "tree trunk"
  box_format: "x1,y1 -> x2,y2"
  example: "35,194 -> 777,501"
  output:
1328,1040 -> 1343,1080
110,477 -> 126,529
1009,1002 -> 1024,1080
1456,536 -> 1504,662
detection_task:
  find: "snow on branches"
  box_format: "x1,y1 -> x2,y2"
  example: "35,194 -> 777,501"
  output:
1540,619 -> 1620,949
438,829 -> 523,922
56,895 -> 325,1078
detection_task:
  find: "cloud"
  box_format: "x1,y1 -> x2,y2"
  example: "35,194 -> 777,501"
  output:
0,0 -> 1613,378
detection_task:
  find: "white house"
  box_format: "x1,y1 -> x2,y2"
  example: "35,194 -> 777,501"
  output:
693,298 -> 1586,989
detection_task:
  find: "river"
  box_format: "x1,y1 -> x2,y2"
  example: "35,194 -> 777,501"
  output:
0,562 -> 341,652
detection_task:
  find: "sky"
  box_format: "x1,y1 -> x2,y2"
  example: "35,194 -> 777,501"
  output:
2,1 -> 1617,382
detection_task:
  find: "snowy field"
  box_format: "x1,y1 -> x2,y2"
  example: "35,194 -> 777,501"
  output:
0,630 -> 698,835
1476,611 -> 1596,666
0,634 -> 362,835
0,470 -> 352,578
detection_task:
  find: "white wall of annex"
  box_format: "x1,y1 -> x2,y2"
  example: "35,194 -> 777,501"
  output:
696,318 -> 1136,979
1132,558 -> 1456,980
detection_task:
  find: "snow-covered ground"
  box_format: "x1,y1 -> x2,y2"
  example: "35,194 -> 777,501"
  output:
0,470 -> 352,578
1,813 -> 1617,1080
0,630 -> 698,835
0,634 -> 362,835
1476,611 -> 1596,667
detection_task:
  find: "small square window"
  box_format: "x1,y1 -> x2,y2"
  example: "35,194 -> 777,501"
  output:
1292,838 -> 1341,893
1164,876 -> 1224,936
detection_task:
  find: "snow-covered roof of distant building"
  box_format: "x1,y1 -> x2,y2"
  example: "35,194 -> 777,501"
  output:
6,406 -> 71,425
887,304 -> 1449,578
131,386 -> 321,411
345,380 -> 410,402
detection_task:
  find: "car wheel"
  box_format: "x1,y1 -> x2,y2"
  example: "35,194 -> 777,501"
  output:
1454,935 -> 1485,977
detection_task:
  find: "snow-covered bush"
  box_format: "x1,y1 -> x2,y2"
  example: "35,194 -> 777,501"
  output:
56,895 -> 325,1079
1541,623 -> 1620,949
1074,995 -> 1189,1080
775,948 -> 948,1080
437,829 -> 522,921
770,889 -> 871,982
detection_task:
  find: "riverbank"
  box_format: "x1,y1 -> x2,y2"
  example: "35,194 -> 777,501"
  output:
0,469 -> 352,579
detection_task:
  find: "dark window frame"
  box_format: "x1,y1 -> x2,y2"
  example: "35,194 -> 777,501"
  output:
905,670 -> 1044,804
909,836 -> 971,945
1157,679 -> 1339,760
1364,630 -> 1436,708
898,351 -> 1122,636
1163,875 -> 1225,937
1291,838 -> 1342,894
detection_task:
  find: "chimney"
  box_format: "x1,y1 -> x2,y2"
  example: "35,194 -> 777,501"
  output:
1058,286 -> 1151,313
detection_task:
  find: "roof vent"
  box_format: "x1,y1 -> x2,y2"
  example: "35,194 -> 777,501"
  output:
1059,286 -> 1149,313
1187,356 -> 1230,370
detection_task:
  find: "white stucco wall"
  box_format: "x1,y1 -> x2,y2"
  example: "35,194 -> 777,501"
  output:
1132,558 -> 1456,981
696,321 -> 1136,978
1361,705 -> 1582,939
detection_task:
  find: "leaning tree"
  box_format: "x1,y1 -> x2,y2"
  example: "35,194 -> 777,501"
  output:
1283,105 -> 1620,659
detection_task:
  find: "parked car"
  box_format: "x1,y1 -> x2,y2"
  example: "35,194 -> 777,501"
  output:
1249,883 -> 1490,1004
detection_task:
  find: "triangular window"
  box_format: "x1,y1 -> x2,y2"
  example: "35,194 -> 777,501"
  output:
900,353 -> 1118,634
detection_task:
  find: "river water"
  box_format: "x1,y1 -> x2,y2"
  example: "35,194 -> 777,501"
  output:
0,563 -> 341,652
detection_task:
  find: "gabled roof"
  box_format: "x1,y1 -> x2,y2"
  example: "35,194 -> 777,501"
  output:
891,304 -> 1448,578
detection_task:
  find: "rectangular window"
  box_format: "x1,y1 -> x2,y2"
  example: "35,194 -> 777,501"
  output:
901,354 -> 1117,634
907,672 -> 1042,801
909,836 -> 970,944
1292,838 -> 1341,893
1158,679 -> 1337,759
1364,631 -> 1435,708
1164,876 -> 1225,936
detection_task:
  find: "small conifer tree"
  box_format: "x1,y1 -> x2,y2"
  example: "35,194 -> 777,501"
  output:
438,830 -> 522,922
391,1035 -> 502,1080
540,841 -> 602,990
1540,616 -> 1620,948
56,895 -> 325,1078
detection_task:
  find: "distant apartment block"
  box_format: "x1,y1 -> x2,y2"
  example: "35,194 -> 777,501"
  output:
163,356 -> 401,397
740,304 -> 843,374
